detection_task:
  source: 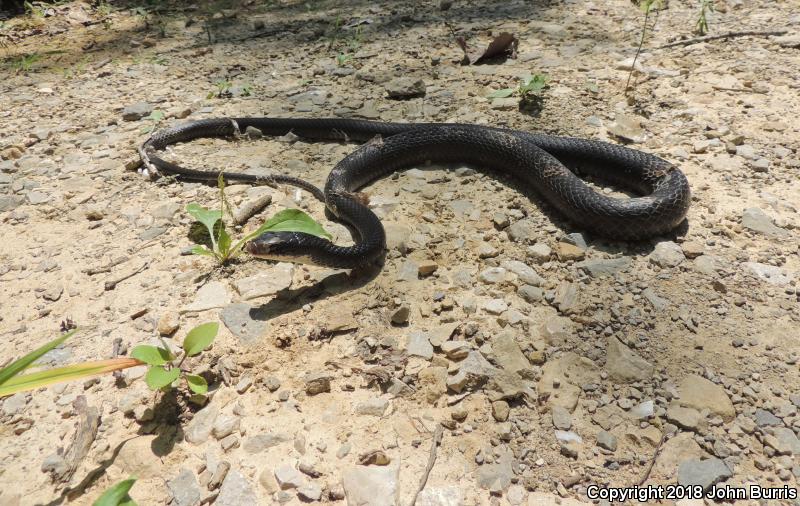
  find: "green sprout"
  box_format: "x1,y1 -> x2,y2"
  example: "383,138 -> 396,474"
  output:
487,74 -> 549,107
187,175 -> 331,265
131,322 -> 218,394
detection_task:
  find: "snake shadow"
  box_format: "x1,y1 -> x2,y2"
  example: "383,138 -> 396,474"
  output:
240,258 -> 384,325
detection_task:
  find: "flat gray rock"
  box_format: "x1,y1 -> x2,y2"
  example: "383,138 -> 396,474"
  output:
342,465 -> 399,506
605,337 -> 654,383
167,468 -> 202,506
677,458 -> 732,490
216,470 -> 258,506
742,207 -> 788,237
576,257 -> 630,277
220,303 -> 269,345
649,241 -> 685,268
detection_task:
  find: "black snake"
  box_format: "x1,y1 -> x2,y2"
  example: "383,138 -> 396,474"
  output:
140,118 -> 691,269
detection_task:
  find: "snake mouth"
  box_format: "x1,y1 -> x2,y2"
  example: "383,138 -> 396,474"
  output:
244,232 -> 290,259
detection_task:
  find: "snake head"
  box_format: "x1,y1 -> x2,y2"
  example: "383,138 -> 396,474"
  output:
245,231 -> 319,264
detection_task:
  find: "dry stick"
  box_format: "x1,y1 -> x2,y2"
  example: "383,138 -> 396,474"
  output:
637,431 -> 666,486
104,261 -> 151,291
83,255 -> 129,276
408,424 -> 444,506
232,193 -> 273,225
657,30 -> 787,49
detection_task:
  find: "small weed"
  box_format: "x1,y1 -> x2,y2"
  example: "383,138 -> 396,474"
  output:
131,322 -> 218,395
695,0 -> 715,35
487,74 -> 549,107
140,109 -> 165,134
13,53 -> 40,73
207,79 -> 232,99
187,175 -> 331,265
24,1 -> 45,18
336,53 -> 353,66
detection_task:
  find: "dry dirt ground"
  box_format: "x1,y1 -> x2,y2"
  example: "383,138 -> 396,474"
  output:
1,1 -> 799,505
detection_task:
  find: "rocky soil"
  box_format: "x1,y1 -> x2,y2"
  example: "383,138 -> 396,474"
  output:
1,0 -> 799,505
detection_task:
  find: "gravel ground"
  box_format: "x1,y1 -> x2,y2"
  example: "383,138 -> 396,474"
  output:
0,1 -> 799,505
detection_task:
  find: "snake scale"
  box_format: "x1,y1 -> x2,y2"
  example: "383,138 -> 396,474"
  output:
141,118 -> 691,269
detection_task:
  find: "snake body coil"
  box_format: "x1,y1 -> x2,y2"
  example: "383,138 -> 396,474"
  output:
142,118 -> 690,269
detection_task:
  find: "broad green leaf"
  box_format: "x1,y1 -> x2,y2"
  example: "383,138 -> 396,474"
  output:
186,204 -> 222,250
0,329 -> 77,386
93,477 -> 137,506
148,110 -> 164,122
0,358 -> 142,398
247,209 -> 332,241
182,322 -> 219,356
487,88 -> 515,99
190,245 -> 215,256
186,374 -> 208,394
145,366 -> 180,390
130,345 -> 173,366
217,226 -> 232,257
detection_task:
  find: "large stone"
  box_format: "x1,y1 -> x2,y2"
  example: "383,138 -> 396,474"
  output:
242,432 -> 290,453
274,464 -> 305,489
406,331 -> 433,360
666,404 -> 706,432
416,486 -> 463,506
385,77 -> 426,99
500,260 -> 544,286
490,331 -> 530,375
649,241 -> 685,268
677,374 -> 735,422
122,101 -> 153,121
741,207 -> 788,237
765,428 -> 800,455
180,281 -> 231,313
115,435 -> 161,479
507,218 -> 538,243
576,258 -> 630,277
677,458 -> 732,491
476,450 -> 513,493
185,404 -> 219,444
216,470 -> 258,506
233,263 -> 294,299
167,468 -> 202,506
605,337 -> 654,383
743,262 -> 794,286
342,465 -> 399,506
447,351 -> 498,393
220,303 -> 269,345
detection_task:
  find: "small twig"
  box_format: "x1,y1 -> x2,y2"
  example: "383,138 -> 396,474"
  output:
657,30 -> 787,49
711,85 -> 767,94
626,4 -> 654,96
83,256 -> 129,276
407,424 -> 444,506
636,431 -> 666,486
104,261 -> 150,291
232,193 -> 273,225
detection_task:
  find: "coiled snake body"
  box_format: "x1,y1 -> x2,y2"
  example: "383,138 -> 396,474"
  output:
141,118 -> 690,269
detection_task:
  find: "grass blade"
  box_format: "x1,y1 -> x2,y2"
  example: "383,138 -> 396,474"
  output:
93,477 -> 137,506
0,358 -> 143,398
0,329 -> 77,386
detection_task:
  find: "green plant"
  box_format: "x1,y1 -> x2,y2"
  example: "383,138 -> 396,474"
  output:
336,53 -> 353,66
695,0 -> 715,35
0,330 -> 142,398
487,74 -> 549,106
131,322 -> 218,394
140,110 -> 164,134
13,53 -> 40,73
207,79 -> 232,99
24,1 -> 45,18
94,477 -> 137,506
188,175 -> 331,265
626,0 -> 664,95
